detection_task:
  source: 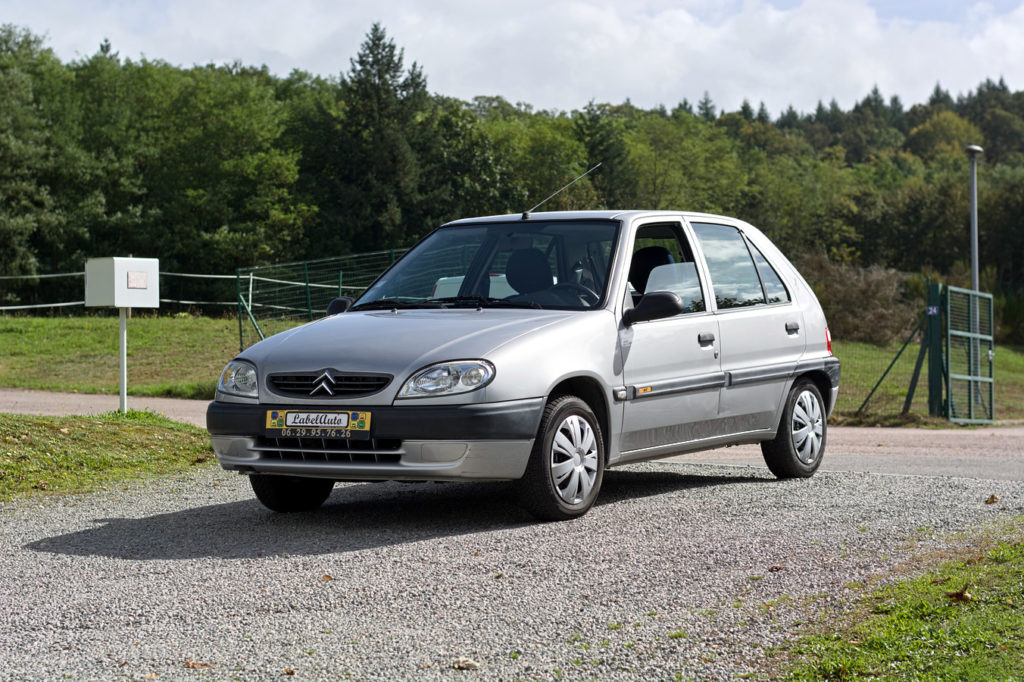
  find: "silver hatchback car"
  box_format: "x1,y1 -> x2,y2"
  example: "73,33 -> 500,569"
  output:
207,210 -> 840,520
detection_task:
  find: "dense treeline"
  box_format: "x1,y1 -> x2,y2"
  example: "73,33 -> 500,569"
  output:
2,24 -> 1023,340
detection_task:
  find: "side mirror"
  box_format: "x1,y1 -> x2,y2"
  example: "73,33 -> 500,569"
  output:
326,296 -> 354,316
622,291 -> 686,326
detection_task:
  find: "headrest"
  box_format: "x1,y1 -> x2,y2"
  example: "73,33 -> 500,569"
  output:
505,248 -> 553,294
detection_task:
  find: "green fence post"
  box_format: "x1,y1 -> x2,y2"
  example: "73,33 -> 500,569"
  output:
236,268 -> 244,352
927,282 -> 944,417
338,270 -> 343,297
303,261 -> 313,321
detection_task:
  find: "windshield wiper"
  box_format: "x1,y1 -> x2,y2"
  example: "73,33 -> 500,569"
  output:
425,296 -> 542,309
349,299 -> 443,311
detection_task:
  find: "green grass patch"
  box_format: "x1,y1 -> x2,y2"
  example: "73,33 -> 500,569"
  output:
781,521 -> 1024,680
0,410 -> 215,501
0,314 -> 239,400
1,315 -> 1022,422
832,340 -> 1024,422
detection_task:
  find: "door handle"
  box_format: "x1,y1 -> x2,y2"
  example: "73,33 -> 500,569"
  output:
785,321 -> 800,334
698,332 -> 715,345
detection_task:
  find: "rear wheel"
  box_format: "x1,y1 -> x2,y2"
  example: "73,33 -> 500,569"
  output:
249,474 -> 334,512
516,395 -> 604,521
761,379 -> 826,478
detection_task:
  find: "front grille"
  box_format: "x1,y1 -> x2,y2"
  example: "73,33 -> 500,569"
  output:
268,371 -> 392,398
253,436 -> 403,465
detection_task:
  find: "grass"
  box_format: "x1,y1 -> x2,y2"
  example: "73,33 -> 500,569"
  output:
832,339 -> 1024,422
0,313 -> 239,400
0,410 -> 215,502
0,314 -> 1022,421
780,520 -> 1024,680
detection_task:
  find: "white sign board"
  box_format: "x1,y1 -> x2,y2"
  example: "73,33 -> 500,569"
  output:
83,257 -> 160,413
85,257 -> 160,308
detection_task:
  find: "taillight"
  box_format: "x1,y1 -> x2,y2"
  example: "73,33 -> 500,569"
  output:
825,327 -> 832,355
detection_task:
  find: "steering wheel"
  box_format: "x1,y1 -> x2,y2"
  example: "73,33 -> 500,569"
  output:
550,281 -> 600,306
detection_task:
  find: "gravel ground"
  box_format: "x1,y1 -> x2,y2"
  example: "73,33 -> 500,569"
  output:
1,462 -> 1022,681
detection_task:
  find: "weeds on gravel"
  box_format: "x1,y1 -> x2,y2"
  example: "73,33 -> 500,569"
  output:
781,521 -> 1024,680
0,410 -> 215,501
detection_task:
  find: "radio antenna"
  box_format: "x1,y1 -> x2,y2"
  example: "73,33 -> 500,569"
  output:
522,162 -> 602,219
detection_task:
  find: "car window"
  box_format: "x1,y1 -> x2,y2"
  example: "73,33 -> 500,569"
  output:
645,262 -> 705,312
358,221 -> 619,310
749,242 -> 791,304
376,231 -> 489,301
690,222 -> 766,309
629,223 -> 706,313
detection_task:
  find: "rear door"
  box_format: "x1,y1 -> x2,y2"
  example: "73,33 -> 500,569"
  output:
689,221 -> 806,432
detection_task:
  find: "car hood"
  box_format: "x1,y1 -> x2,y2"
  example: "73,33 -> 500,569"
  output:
242,308 -> 576,379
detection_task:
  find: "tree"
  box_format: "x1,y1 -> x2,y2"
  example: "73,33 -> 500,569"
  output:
672,98 -> 694,118
409,95 -> 516,228
980,108 -> 1024,164
776,105 -> 800,129
755,101 -> 771,124
482,110 -> 594,211
573,101 -> 636,208
739,99 -> 754,122
626,113 -> 746,213
313,23 -> 431,253
697,91 -> 716,122
905,110 -> 984,160
0,26 -> 63,297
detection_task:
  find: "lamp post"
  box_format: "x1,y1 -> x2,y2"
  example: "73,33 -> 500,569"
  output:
965,144 -> 983,293
965,144 -> 984,415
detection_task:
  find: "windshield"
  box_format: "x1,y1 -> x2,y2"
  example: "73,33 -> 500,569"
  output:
355,220 -> 620,311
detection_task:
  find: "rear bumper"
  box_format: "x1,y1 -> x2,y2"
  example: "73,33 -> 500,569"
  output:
206,398 -> 545,481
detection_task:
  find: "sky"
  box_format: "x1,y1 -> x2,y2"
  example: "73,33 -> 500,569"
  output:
4,0 -> 1024,116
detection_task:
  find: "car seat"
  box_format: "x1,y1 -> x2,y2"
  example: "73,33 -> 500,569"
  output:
629,246 -> 674,295
505,248 -> 554,295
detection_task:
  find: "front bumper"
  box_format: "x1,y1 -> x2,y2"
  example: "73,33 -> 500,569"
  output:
206,398 -> 545,482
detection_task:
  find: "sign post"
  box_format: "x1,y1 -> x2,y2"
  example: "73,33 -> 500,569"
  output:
85,257 -> 160,413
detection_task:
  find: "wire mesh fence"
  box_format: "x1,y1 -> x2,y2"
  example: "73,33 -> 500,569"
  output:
0,272 -> 238,313
946,286 -> 995,423
5,255 -> 988,425
831,333 -> 931,420
236,249 -> 407,349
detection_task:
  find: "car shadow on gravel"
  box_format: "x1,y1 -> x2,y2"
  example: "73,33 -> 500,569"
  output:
25,468 -> 763,561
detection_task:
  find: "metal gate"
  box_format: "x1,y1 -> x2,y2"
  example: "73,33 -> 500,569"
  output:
945,286 -> 994,423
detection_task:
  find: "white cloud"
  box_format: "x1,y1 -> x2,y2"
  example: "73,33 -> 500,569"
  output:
3,0 -> 1024,115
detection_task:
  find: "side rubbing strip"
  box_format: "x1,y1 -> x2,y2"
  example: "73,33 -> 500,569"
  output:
726,362 -> 797,387
627,372 -> 727,399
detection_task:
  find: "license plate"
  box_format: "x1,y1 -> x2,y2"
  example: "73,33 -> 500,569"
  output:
265,410 -> 372,439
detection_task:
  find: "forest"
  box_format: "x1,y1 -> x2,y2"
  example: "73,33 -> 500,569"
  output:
2,23 -> 1023,341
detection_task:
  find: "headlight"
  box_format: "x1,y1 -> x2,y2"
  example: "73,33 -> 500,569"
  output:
397,360 -> 495,399
217,360 -> 259,399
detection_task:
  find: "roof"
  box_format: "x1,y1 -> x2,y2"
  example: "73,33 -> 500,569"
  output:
442,209 -> 738,226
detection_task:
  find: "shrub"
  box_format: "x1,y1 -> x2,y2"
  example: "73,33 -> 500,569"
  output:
795,252 -> 919,346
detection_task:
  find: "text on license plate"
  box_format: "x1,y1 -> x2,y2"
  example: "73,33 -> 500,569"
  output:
265,410 -> 372,437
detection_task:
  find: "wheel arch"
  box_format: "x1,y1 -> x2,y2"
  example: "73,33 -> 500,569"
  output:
548,376 -> 611,461
797,370 -> 833,414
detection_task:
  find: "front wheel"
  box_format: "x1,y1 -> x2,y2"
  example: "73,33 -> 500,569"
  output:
249,474 -> 334,512
761,379 -> 827,478
516,395 -> 605,521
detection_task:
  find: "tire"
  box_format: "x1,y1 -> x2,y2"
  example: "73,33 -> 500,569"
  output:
761,379 -> 827,478
249,474 -> 334,512
516,395 -> 605,521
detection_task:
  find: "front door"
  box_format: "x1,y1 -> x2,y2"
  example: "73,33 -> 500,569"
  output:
618,221 -> 724,457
